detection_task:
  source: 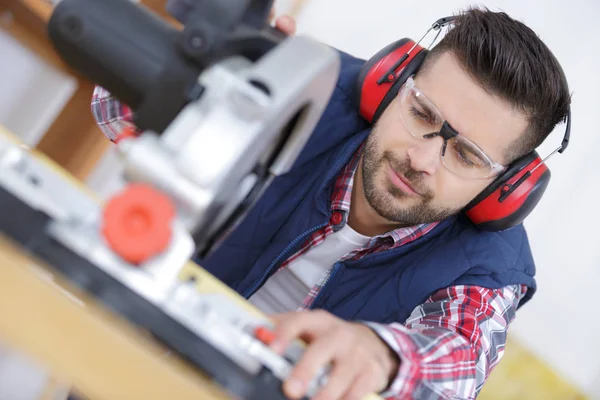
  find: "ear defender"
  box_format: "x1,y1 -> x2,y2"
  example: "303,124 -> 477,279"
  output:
464,152 -> 551,231
353,16 -> 459,124
353,39 -> 427,124
353,19 -> 570,232
463,107 -> 569,231
353,36 -> 550,232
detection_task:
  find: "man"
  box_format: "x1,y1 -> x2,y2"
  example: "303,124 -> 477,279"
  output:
91,7 -> 571,400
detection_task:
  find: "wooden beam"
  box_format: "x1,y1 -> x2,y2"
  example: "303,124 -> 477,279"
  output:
0,235 -> 230,400
13,0 -> 52,21
35,78 -> 111,181
140,0 -> 182,28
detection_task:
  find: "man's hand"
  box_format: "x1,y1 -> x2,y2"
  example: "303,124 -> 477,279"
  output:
269,7 -> 297,35
269,310 -> 400,400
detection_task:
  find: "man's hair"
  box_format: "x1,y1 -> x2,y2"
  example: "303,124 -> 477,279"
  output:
420,7 -> 571,164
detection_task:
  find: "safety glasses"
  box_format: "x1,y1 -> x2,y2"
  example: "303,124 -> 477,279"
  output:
397,76 -> 506,180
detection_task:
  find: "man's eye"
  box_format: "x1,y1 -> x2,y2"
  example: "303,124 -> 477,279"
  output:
409,107 -> 436,124
452,143 -> 486,168
456,147 -> 476,167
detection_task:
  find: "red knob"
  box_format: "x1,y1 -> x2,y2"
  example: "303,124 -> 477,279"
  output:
102,184 -> 175,264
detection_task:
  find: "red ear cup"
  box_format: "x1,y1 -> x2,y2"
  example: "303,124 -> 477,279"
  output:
354,39 -> 427,123
464,152 -> 551,231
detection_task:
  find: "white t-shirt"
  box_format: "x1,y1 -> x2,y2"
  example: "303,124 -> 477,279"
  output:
248,223 -> 371,314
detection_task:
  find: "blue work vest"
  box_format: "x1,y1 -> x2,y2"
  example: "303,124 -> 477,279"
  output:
197,50 -> 536,324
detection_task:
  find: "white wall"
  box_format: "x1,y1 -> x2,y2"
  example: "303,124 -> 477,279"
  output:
0,30 -> 76,146
293,0 -> 600,397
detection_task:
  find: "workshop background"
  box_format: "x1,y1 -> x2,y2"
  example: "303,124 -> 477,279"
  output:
0,0 -> 598,399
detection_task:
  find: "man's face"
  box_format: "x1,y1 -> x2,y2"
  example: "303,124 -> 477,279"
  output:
360,51 -> 528,226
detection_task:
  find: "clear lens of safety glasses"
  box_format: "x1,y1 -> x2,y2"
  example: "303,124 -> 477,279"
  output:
397,77 -> 505,179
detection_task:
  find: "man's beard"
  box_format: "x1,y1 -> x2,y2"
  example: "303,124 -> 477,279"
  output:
360,135 -> 462,227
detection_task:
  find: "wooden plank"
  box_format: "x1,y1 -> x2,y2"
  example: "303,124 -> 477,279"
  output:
0,235 -> 231,400
14,0 -> 52,22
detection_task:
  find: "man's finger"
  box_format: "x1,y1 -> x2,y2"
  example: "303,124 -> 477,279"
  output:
275,15 -> 297,35
271,311 -> 333,353
283,333 -> 341,399
312,358 -> 360,400
340,371 -> 380,400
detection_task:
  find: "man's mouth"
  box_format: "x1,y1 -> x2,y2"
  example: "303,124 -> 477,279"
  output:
387,161 -> 419,196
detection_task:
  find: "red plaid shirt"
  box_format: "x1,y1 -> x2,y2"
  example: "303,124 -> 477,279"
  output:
91,86 -> 139,142
92,86 -> 528,399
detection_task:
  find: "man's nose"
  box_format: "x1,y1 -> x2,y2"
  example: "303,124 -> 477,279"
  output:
406,136 -> 443,175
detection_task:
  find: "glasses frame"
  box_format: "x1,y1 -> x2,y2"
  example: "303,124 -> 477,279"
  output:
397,76 -> 507,180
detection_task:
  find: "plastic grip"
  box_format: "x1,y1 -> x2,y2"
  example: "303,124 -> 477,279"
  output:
48,0 -> 182,109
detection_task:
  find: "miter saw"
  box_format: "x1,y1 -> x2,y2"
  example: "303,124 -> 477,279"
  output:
0,0 -> 343,398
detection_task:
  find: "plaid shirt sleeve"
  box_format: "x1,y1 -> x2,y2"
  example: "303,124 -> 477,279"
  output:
365,284 -> 526,400
91,85 -> 139,141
